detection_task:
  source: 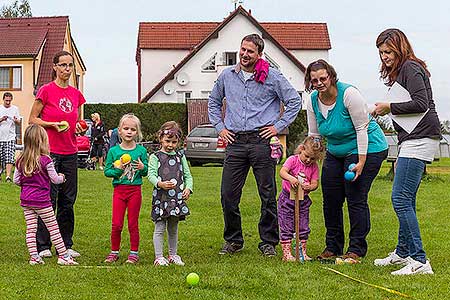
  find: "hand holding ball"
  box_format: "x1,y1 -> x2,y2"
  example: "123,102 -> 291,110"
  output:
58,121 -> 69,132
344,163 -> 356,181
120,154 -> 131,164
186,272 -> 200,286
113,160 -> 122,169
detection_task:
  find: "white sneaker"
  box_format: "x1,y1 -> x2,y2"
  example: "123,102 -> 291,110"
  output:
67,249 -> 81,258
29,255 -> 45,265
57,255 -> 79,266
168,255 -> 185,266
391,259 -> 434,275
154,257 -> 169,266
374,251 -> 410,266
38,249 -> 52,258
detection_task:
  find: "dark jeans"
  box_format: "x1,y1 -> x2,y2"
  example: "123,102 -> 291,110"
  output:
221,132 -> 279,247
37,153 -> 78,252
321,149 -> 387,257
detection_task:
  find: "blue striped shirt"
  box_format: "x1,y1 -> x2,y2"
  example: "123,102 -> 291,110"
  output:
208,65 -> 301,133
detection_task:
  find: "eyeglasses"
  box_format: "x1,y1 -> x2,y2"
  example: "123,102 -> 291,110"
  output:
55,63 -> 74,69
310,75 -> 329,85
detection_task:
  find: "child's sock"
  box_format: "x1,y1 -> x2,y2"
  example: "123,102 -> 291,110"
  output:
130,251 -> 138,256
111,250 -> 119,255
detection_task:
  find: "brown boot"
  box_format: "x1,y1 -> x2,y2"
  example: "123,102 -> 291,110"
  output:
300,240 -> 312,261
280,240 -> 295,262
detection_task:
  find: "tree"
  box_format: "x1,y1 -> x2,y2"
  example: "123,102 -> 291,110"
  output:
441,120 -> 450,134
0,0 -> 32,18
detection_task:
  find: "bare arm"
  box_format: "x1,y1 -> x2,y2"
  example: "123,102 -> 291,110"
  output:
280,166 -> 300,188
28,100 -> 62,131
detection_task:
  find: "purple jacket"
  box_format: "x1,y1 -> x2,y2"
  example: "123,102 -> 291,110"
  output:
14,155 -> 64,208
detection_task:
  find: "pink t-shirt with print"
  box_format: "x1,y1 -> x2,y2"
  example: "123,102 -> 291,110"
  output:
36,81 -> 86,155
281,154 -> 319,195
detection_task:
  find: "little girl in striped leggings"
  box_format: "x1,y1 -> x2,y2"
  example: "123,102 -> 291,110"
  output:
14,124 -> 77,265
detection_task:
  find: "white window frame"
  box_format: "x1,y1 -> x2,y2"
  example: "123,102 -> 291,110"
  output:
0,64 -> 23,90
264,54 -> 280,70
201,52 -> 217,72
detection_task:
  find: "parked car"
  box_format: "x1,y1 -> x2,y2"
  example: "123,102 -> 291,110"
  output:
184,124 -> 227,166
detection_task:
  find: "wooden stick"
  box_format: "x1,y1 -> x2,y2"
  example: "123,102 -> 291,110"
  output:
294,186 -> 304,262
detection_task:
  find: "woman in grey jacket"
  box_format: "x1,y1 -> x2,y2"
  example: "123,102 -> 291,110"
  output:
372,28 -> 441,275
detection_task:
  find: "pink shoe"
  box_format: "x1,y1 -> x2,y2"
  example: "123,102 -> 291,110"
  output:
126,254 -> 139,264
104,253 -> 119,263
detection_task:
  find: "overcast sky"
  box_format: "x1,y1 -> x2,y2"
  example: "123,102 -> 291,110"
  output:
4,0 -> 449,120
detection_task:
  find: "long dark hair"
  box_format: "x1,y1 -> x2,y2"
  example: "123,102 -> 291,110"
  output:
376,28 -> 430,86
52,50 -> 74,80
304,59 -> 338,93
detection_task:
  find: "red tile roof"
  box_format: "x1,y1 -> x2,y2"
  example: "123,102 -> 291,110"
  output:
138,22 -> 331,50
0,27 -> 47,57
0,16 -> 69,89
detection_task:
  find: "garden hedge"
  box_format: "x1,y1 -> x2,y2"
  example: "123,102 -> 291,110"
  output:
84,103 -> 308,150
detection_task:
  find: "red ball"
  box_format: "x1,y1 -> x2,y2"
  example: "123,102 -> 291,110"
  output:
78,120 -> 88,130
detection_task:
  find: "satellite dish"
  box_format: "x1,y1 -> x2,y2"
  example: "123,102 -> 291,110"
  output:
163,82 -> 175,95
176,72 -> 190,86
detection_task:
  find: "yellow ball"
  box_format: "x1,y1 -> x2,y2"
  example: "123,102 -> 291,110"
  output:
113,160 -> 121,168
121,154 -> 131,164
186,272 -> 199,286
58,120 -> 69,131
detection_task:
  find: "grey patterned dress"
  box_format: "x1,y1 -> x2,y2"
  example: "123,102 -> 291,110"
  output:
151,151 -> 190,222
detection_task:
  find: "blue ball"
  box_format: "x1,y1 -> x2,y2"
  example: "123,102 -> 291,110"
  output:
344,171 -> 355,181
348,163 -> 356,171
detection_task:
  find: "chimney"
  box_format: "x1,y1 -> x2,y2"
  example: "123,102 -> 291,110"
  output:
249,9 -> 252,15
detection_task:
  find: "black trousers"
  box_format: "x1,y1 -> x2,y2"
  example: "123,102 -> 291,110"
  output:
321,150 -> 387,257
221,132 -> 279,247
37,153 -> 78,252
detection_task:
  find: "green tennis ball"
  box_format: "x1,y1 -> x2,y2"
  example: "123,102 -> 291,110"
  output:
186,272 -> 199,286
58,120 -> 69,131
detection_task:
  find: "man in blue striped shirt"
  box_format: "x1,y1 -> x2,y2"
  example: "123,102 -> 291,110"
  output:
208,34 -> 301,257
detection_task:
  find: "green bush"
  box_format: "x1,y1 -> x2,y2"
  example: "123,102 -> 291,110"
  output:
84,103 -> 187,141
84,103 -> 308,147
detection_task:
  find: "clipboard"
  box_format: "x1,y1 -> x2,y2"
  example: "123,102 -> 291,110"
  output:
384,82 -> 428,134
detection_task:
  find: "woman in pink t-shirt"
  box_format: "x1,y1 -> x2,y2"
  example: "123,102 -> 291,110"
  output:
278,136 -> 324,262
28,50 -> 86,259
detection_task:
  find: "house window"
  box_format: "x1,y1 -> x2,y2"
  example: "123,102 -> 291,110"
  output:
201,90 -> 211,98
201,53 -> 217,71
176,91 -> 192,103
225,52 -> 237,65
265,54 -> 280,70
0,66 -> 22,90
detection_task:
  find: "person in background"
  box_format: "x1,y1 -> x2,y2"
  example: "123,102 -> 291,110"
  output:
90,112 -> 106,170
372,28 -> 440,275
0,92 -> 21,182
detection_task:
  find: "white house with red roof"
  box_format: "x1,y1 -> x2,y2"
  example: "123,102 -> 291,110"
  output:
136,6 -> 331,105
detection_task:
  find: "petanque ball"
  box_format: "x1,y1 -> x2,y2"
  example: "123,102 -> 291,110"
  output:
348,163 -> 356,171
344,171 -> 355,181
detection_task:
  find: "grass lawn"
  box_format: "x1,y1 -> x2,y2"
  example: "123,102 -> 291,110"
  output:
0,159 -> 449,299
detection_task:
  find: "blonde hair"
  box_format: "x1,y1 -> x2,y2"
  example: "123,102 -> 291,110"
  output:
294,136 -> 325,161
118,113 -> 143,142
157,121 -> 183,142
16,124 -> 50,177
